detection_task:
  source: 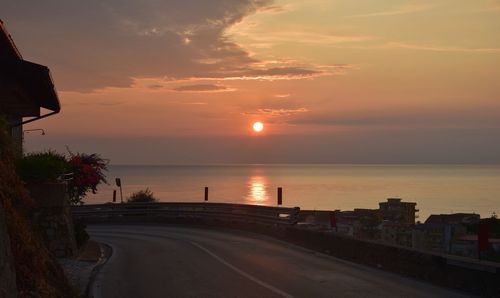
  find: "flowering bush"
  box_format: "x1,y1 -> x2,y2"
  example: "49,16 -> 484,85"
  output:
67,152 -> 108,205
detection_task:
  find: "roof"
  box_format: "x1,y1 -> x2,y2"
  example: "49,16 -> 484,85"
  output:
425,213 -> 480,225
0,20 -> 21,59
0,19 -> 60,115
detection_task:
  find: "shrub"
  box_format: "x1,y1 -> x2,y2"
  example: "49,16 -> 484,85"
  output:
15,149 -> 108,205
127,188 -> 157,203
16,151 -> 69,183
73,220 -> 90,249
67,151 -> 108,205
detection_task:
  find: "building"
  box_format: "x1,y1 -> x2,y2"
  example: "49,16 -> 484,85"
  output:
412,213 -> 480,253
379,198 -> 418,224
0,20 -> 60,154
378,221 -> 414,247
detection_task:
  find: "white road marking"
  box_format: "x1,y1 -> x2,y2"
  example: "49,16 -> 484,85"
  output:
190,241 -> 296,298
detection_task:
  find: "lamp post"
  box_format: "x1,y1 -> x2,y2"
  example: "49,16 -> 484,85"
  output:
21,128 -> 46,154
22,128 -> 46,140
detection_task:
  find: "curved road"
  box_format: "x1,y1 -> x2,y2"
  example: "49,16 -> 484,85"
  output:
88,225 -> 469,298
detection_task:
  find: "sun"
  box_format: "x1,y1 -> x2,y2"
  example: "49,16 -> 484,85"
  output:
253,121 -> 264,133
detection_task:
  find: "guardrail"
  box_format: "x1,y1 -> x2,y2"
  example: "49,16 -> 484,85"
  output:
72,202 -> 300,226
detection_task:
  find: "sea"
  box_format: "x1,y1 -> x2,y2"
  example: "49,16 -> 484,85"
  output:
85,164 -> 500,221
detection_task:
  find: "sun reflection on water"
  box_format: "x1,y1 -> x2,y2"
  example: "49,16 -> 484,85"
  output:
246,176 -> 270,205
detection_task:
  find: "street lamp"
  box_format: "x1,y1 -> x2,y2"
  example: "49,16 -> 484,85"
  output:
22,128 -> 46,140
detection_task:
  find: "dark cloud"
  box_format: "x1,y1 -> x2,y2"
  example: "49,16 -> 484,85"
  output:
2,0 -> 323,91
148,84 -> 164,89
258,4 -> 289,13
289,108 -> 500,128
173,84 -> 231,92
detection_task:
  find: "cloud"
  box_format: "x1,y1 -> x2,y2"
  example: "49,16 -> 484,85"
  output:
258,4 -> 293,14
244,108 -> 309,117
288,108 -> 500,129
173,84 -> 235,92
327,42 -> 500,54
6,0 -> 330,91
274,94 -> 291,98
348,3 -> 433,18
383,42 -> 500,53
148,84 -> 164,89
487,0 -> 500,11
229,26 -> 376,45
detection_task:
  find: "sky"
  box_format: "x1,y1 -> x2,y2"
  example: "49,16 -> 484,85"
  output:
3,0 -> 500,164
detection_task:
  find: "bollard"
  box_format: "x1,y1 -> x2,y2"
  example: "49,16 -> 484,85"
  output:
204,187 -> 209,201
330,211 -> 337,231
478,223 -> 489,260
113,190 -> 117,203
277,187 -> 282,205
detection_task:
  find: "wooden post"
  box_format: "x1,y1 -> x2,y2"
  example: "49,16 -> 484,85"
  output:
204,187 -> 209,202
277,187 -> 282,205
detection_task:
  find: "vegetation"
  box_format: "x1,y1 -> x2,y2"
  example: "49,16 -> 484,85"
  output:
127,188 -> 158,203
66,150 -> 108,205
73,220 -> 90,249
15,148 -> 108,205
16,151 -> 69,183
0,116 -> 77,297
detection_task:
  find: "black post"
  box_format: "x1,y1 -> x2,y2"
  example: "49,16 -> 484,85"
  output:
116,178 -> 123,203
113,190 -> 117,203
204,187 -> 209,202
277,187 -> 282,205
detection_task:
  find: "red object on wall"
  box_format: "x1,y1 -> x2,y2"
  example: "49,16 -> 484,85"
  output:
478,223 -> 489,252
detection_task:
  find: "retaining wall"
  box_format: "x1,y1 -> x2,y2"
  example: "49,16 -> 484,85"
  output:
0,201 -> 17,298
28,183 -> 77,258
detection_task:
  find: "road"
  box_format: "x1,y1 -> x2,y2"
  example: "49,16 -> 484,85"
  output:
88,225 -> 469,298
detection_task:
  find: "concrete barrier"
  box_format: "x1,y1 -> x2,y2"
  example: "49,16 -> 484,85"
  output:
72,202 -> 300,226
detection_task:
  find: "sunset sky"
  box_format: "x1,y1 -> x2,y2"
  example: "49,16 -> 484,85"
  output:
3,0 -> 500,164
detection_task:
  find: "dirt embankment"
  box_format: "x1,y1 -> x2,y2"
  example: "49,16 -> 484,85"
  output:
0,125 -> 77,297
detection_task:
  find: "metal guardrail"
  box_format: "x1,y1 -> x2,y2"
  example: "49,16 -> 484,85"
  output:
72,202 -> 300,226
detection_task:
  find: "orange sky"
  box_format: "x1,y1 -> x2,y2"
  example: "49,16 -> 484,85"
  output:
4,0 -> 500,163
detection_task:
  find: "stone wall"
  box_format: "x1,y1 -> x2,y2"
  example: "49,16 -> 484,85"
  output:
28,183 -> 77,258
0,201 -> 17,298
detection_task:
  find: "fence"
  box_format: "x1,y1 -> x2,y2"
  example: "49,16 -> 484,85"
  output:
72,202 -> 300,226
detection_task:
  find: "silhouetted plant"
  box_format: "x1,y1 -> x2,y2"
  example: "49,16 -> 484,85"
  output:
127,188 -> 157,203
16,151 -> 69,183
67,150 -> 108,205
73,220 -> 90,248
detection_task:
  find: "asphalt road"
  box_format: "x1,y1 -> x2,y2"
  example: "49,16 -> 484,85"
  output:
88,225 -> 470,298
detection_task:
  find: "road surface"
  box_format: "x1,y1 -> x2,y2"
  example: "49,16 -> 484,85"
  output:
88,225 -> 469,298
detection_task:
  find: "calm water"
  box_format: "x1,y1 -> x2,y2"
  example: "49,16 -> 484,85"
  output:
85,164 -> 500,221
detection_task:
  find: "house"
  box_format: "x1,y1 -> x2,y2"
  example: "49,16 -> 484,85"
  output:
451,235 -> 500,258
379,198 -> 418,224
412,213 -> 480,253
378,220 -> 413,247
0,20 -> 60,154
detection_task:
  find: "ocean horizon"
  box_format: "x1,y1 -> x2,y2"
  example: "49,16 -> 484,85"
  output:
85,164 -> 500,221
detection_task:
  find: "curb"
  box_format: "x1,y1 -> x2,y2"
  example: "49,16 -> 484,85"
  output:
84,242 -> 112,298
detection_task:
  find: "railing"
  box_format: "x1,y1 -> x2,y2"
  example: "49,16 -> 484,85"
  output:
72,202 -> 300,226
